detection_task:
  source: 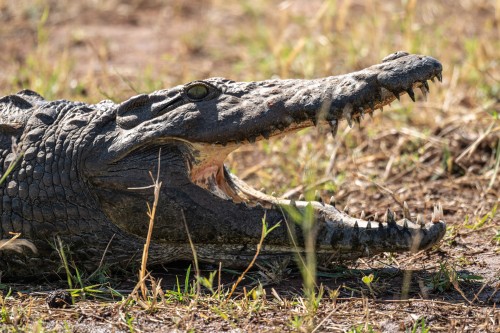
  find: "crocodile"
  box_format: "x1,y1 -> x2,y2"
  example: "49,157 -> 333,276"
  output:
0,51 -> 445,278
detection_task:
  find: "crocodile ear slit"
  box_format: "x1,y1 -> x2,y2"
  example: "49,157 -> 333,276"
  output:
116,94 -> 151,129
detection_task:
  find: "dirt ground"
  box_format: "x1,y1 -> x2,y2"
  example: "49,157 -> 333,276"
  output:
0,0 -> 499,332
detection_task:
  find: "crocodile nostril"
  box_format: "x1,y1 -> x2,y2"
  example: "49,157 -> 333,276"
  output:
382,51 -> 410,62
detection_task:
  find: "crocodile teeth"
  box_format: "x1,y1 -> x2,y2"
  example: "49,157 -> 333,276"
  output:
406,88 -> 416,102
403,201 -> 411,220
329,196 -> 336,206
436,72 -> 442,82
430,77 -> 435,83
343,205 -> 349,214
419,86 -> 428,101
374,212 -> 379,221
329,120 -> 338,138
366,221 -> 371,229
431,202 -> 444,223
343,104 -> 353,128
359,109 -> 365,120
346,115 -> 353,128
403,219 -> 408,229
394,91 -> 400,101
386,209 -> 397,226
290,199 -> 297,207
423,80 -> 430,92
416,213 -> 425,227
314,190 -> 322,203
298,194 -> 305,201
360,210 -> 366,219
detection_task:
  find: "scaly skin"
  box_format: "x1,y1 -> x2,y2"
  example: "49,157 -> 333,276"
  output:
0,51 -> 445,278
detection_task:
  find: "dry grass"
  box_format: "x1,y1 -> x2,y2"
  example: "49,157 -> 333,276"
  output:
0,0 -> 499,331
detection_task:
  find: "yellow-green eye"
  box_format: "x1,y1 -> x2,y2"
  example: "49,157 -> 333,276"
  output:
186,84 -> 209,100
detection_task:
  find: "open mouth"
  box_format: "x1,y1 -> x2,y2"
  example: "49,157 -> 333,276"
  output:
189,77 -> 440,212
184,70 -> 447,259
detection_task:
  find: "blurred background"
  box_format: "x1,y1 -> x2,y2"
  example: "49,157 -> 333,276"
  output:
0,0 -> 498,236
1,1 -> 499,329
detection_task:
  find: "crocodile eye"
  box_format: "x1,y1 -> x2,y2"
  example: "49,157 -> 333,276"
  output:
186,84 -> 209,100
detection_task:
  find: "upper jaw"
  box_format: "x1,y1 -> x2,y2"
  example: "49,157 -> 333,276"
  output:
193,53 -> 443,145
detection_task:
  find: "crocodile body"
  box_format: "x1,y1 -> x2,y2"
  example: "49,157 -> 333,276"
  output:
0,52 -> 445,277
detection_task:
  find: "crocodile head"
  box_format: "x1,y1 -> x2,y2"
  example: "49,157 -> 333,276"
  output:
86,51 -> 445,267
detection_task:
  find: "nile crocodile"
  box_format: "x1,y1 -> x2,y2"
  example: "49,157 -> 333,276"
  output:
0,51 -> 445,277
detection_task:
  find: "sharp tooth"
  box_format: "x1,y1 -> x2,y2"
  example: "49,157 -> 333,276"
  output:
437,72 -> 442,82
329,120 -> 338,138
417,214 -> 425,227
403,201 -> 410,220
290,199 -> 297,207
298,194 -> 305,201
262,130 -> 270,139
423,81 -> 430,92
403,219 -> 408,229
432,202 -> 444,222
431,211 -> 438,223
386,209 -> 396,226
329,196 -> 336,206
431,203 -> 443,223
354,221 -> 359,230
360,210 -> 366,219
343,104 -> 353,128
406,88 -> 416,102
366,221 -> 371,229
312,117 -> 318,127
394,92 -> 400,101
346,115 -> 353,128
419,86 -> 428,101
314,190 -> 322,203
378,220 -> 384,230
359,109 -> 365,119
430,77 -> 435,83
374,212 -> 379,221
379,107 -> 383,113
343,205 -> 349,214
